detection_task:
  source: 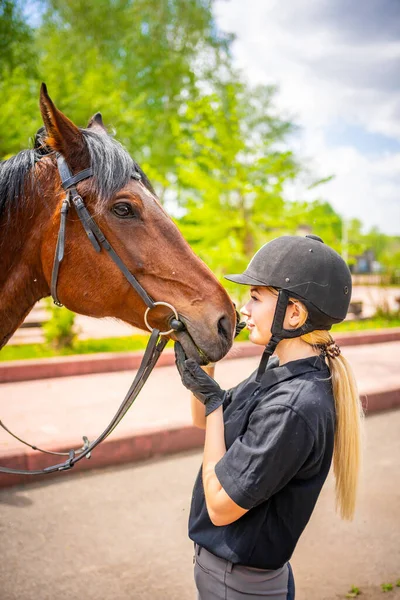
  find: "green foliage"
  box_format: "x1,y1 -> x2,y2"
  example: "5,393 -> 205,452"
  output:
43,299 -> 78,350
0,0 -> 36,76
332,317 -> 400,332
345,585 -> 361,598
0,1 -> 39,156
174,80 -> 301,304
8,0 -> 232,185
373,306 -> 400,321
381,582 -> 393,592
0,0 -> 398,297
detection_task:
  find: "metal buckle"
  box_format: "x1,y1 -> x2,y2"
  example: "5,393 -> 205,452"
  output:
144,302 -> 179,336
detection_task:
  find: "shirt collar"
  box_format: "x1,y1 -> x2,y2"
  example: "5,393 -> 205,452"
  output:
259,354 -> 329,392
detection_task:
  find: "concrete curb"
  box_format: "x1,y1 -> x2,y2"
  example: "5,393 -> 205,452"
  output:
0,387 -> 399,489
0,425 -> 205,489
1,328 -> 400,384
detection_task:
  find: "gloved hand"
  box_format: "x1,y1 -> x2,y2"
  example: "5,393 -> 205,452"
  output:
174,342 -> 226,416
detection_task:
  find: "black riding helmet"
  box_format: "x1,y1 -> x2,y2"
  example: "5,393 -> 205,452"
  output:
225,235 -> 352,380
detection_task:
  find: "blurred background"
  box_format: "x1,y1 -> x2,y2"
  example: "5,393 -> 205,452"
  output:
1,0 -> 399,354
1,3 -> 400,600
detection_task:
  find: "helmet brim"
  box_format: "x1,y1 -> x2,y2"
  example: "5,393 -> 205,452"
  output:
224,273 -> 268,286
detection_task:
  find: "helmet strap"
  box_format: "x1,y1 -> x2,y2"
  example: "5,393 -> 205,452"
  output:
256,334 -> 280,382
255,289 -> 289,381
255,289 -> 315,382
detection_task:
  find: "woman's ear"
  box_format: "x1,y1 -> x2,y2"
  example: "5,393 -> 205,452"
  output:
283,300 -> 303,330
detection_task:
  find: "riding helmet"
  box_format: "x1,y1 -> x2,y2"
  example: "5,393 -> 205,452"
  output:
225,235 -> 352,379
225,234 -> 352,330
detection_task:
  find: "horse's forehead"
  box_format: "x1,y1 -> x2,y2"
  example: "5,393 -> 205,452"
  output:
134,181 -> 165,211
139,183 -> 157,202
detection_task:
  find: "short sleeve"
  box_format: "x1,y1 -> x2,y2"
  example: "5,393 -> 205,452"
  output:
215,403 -> 315,509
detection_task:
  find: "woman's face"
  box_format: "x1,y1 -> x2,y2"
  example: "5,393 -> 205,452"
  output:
240,287 -> 278,346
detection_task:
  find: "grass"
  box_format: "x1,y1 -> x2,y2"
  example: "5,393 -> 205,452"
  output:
1,316 -> 400,362
332,316 -> 400,332
0,334 -> 159,362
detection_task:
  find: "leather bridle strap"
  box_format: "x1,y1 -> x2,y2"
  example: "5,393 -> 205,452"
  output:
0,329 -> 167,475
51,154 -> 156,309
71,194 -> 155,307
0,153 -> 182,476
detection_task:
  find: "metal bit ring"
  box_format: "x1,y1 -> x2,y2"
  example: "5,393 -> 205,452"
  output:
144,302 -> 179,336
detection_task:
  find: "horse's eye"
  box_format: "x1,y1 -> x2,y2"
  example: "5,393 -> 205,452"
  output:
111,202 -> 137,219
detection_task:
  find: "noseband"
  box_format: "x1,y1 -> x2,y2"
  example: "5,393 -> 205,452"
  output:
0,153 -> 185,476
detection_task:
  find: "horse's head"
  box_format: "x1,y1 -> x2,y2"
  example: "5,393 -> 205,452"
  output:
37,84 -> 235,363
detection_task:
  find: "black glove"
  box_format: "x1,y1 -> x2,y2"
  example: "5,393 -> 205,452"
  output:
174,342 -> 226,416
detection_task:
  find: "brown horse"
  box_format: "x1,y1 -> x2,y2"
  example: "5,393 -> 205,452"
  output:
0,84 -> 235,362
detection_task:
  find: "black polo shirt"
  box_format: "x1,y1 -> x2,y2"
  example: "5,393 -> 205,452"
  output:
188,354 -> 335,569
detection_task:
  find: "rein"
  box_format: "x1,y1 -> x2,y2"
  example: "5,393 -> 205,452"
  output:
0,154 -> 184,476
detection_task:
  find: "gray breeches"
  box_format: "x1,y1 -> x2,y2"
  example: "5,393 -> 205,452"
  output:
194,544 -> 295,599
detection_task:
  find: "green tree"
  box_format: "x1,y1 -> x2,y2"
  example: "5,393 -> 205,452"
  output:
175,81 -> 299,294
0,0 -> 39,156
282,199 -> 343,251
0,0 -> 36,75
1,0 -> 397,300
35,0 -> 233,187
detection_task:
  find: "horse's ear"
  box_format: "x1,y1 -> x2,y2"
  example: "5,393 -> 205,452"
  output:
39,83 -> 85,157
87,112 -> 108,133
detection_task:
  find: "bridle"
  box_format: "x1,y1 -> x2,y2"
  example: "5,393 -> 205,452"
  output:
0,153 -> 185,476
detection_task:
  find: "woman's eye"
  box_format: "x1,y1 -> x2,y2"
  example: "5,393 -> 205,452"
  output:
250,295 -> 258,302
111,202 -> 137,219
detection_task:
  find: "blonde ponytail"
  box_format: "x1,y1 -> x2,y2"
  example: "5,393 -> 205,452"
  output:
301,329 -> 364,520
266,287 -> 364,519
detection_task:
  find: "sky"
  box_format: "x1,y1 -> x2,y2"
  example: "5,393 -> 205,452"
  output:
214,0 -> 400,235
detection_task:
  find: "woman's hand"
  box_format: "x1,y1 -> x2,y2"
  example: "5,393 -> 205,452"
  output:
174,343 -> 226,416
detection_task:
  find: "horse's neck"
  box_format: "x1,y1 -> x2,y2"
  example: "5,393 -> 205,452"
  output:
0,208 -> 49,349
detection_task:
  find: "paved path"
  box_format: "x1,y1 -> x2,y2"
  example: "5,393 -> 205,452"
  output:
1,342 -> 399,458
0,409 -> 399,600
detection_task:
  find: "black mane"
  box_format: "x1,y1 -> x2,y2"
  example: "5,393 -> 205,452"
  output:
0,149 -> 37,218
0,128 -> 155,218
82,129 -> 156,201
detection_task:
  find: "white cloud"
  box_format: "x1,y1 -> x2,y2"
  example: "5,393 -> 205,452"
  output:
214,0 -> 400,234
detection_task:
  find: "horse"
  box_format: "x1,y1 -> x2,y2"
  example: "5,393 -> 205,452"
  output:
0,84 -> 236,365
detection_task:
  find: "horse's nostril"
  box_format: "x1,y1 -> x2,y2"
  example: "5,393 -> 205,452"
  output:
217,314 -> 232,342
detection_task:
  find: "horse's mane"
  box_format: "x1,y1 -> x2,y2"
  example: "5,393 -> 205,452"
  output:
0,149 -> 37,218
0,128 -> 155,219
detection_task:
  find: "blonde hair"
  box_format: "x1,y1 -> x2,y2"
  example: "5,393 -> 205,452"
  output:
268,288 -> 364,520
302,329 -> 364,520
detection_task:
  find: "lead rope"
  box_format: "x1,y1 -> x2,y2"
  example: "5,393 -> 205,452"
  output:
0,329 -> 167,475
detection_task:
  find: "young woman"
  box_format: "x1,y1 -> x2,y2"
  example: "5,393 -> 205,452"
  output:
175,235 -> 364,600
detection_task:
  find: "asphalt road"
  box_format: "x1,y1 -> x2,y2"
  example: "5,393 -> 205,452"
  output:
1,410 -> 399,600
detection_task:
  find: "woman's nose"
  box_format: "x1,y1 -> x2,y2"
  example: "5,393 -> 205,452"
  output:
241,303 -> 250,318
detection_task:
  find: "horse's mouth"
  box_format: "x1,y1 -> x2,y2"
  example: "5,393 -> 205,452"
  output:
170,327 -> 211,365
